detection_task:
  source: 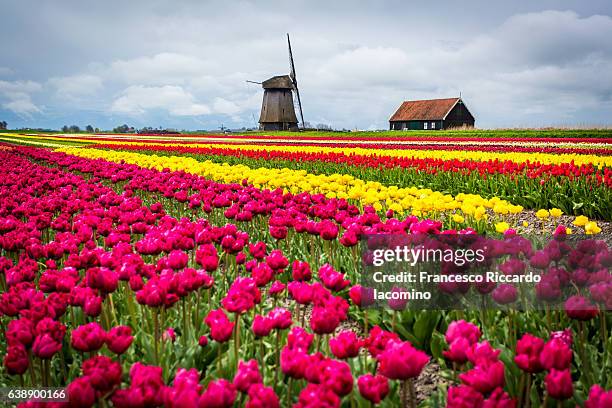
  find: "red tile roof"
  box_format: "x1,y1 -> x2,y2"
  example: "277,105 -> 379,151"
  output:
389,98 -> 460,121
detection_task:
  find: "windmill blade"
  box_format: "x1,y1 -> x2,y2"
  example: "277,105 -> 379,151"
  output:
287,33 -> 305,129
287,33 -> 296,82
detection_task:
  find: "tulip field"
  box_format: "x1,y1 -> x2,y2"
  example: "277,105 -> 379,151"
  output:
0,130 -> 610,407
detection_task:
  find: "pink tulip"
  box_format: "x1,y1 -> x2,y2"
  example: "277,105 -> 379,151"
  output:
378,340 -> 429,380
357,374 -> 389,404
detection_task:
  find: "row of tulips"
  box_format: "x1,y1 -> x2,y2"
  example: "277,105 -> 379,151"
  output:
1,145 -> 611,407
54,146 -> 532,230
48,138 -> 612,168
15,130 -> 612,143
106,141 -> 612,156
89,142 -> 612,181
91,142 -> 612,219
4,133 -> 612,167
12,133 -> 612,154
5,134 -> 612,218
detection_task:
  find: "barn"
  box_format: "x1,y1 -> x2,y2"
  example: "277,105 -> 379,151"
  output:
389,97 -> 475,130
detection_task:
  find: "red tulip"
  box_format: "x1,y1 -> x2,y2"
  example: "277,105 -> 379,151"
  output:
67,376 -> 97,408
446,385 -> 484,408
233,359 -> 262,393
514,333 -> 544,373
545,369 -> 574,400
71,322 -> 107,352
540,337 -> 572,370
245,384 -> 279,408
378,340 -> 429,380
106,325 -> 134,354
585,384 -> 612,408
483,388 -> 516,408
357,374 -> 389,404
198,379 -> 236,408
252,315 -> 273,338
564,295 -> 599,320
82,355 -> 122,391
329,330 -> 361,359
205,309 -> 234,343
459,361 -> 505,394
3,345 -> 29,375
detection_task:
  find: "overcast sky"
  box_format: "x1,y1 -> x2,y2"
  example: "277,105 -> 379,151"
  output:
1,0 -> 611,130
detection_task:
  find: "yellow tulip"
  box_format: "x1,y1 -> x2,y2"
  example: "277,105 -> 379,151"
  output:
549,208 -> 563,218
495,222 -> 510,233
573,215 -> 589,227
452,214 -> 465,223
585,221 -> 601,235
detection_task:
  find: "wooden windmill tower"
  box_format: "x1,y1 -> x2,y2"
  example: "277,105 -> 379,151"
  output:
248,34 -> 305,131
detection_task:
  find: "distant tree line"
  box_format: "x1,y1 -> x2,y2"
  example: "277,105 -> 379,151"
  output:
57,124 -> 180,134
60,125 -> 99,133
0,121 -> 7,130
301,121 -> 334,131
113,124 -> 136,133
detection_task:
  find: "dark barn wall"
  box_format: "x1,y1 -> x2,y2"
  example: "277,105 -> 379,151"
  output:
443,101 -> 475,129
390,120 -> 443,130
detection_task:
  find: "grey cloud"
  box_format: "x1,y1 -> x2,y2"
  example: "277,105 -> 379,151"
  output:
0,80 -> 43,116
110,85 -> 211,116
48,74 -> 103,100
1,1 -> 611,129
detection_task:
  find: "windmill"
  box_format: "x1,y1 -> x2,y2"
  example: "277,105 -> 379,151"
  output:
247,34 -> 305,131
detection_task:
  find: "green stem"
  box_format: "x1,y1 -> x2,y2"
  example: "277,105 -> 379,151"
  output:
234,314 -> 241,370
153,308 -> 159,366
407,379 -> 417,408
275,330 -> 281,385
182,298 -> 188,346
286,377 -> 293,407
525,374 -> 532,408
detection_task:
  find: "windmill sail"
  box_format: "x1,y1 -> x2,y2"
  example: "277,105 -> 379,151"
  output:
287,33 -> 305,129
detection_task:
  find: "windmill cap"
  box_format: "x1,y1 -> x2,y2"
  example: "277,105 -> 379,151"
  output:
262,75 -> 293,89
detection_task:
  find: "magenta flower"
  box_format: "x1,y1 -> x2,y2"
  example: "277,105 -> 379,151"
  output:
585,384 -> 612,408
292,260 -> 312,281
545,369 -> 574,400
357,374 -> 389,404
67,376 -> 97,408
106,325 -> 134,355
204,309 -> 234,343
459,360 -> 505,394
167,250 -> 189,270
446,385 -> 484,408
268,307 -> 292,330
329,330 -> 361,359
82,355 -> 122,392
245,384 -> 279,408
318,264 -> 350,292
564,295 -> 599,321
483,388 -> 516,408
233,359 -> 262,393
540,337 -> 572,370
378,340 -> 429,380
71,322 -> 107,352
514,333 -> 544,373
198,379 -> 237,408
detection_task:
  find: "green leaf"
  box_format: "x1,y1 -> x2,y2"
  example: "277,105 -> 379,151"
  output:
430,332 -> 446,360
